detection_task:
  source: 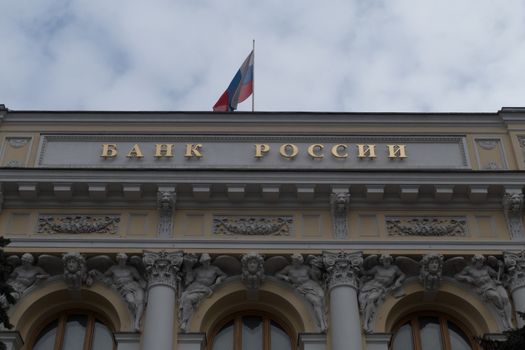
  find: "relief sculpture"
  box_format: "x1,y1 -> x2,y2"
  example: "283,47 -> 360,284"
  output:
38,215 -> 120,234
386,217 -> 467,237
213,216 -> 293,236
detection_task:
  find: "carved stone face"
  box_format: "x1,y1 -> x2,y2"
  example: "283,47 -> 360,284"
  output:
66,259 -> 79,272
200,253 -> 211,265
21,253 -> 34,266
291,254 -> 304,265
379,254 -> 393,267
247,259 -> 259,273
116,253 -> 128,265
428,259 -> 440,273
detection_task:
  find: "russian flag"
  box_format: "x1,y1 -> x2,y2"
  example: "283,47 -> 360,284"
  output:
213,50 -> 254,112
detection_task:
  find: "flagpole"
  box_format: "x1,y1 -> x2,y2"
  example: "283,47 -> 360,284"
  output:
252,39 -> 255,112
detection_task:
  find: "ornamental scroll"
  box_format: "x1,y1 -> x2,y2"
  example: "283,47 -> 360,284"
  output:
37,215 -> 120,234
386,217 -> 467,237
213,216 -> 293,236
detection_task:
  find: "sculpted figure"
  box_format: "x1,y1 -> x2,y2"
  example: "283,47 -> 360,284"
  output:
180,253 -> 227,332
8,253 -> 49,299
359,254 -> 405,333
241,252 -> 265,292
455,254 -> 513,330
276,254 -> 327,332
102,253 -> 146,330
63,253 -> 88,291
419,253 -> 444,291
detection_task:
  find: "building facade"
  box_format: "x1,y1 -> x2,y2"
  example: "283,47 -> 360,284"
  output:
0,105 -> 524,350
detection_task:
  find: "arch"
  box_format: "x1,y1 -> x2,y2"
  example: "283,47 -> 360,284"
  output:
373,279 -> 501,336
8,279 -> 134,342
187,278 -> 319,336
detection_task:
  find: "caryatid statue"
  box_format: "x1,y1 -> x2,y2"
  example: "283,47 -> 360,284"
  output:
102,253 -> 146,330
359,254 -> 405,333
455,254 -> 513,330
179,253 -> 228,332
7,253 -> 49,299
276,253 -> 327,332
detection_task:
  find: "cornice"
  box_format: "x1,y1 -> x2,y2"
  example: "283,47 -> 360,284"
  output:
0,168 -> 524,184
0,110 -> 506,128
6,237 -> 525,252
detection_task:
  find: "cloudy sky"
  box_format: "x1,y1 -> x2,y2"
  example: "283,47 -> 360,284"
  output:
1,0 -> 524,112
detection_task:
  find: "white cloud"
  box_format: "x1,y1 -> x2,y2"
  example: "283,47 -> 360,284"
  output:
0,0 -> 524,112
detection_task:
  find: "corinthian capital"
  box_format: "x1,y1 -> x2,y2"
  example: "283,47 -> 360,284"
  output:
323,251 -> 363,290
504,251 -> 525,292
143,251 -> 183,290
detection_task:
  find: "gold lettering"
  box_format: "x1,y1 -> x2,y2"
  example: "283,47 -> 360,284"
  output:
155,144 -> 174,158
185,144 -> 203,158
279,144 -> 298,159
254,144 -> 270,158
126,144 -> 144,158
387,144 -> 407,158
331,144 -> 348,158
357,144 -> 376,158
307,144 -> 324,158
101,144 -> 118,158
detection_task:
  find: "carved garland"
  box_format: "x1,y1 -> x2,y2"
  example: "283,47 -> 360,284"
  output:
37,215 -> 120,234
213,216 -> 293,236
386,217 -> 467,237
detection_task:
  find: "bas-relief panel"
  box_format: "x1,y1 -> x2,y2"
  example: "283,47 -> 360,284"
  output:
474,137 -> 508,170
349,211 -> 509,240
1,209 -> 157,237
0,136 -> 33,167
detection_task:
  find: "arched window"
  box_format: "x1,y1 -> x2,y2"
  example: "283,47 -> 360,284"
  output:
30,310 -> 116,350
390,312 -> 478,350
210,312 -> 295,350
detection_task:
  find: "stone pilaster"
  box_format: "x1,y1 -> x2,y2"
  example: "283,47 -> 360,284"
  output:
323,251 -> 363,350
141,251 -> 183,350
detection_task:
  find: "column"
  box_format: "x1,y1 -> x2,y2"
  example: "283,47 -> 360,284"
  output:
504,251 -> 525,327
323,251 -> 364,350
141,251 -> 184,350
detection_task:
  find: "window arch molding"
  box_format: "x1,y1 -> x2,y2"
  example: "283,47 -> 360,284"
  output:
192,279 -> 317,335
27,308 -> 116,350
376,280 -> 500,334
209,310 -> 296,350
9,279 -> 134,340
390,311 -> 479,350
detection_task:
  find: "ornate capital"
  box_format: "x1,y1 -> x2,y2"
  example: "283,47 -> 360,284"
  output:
503,192 -> 524,239
504,251 -> 525,292
143,251 -> 183,290
330,191 -> 350,239
323,251 -> 362,290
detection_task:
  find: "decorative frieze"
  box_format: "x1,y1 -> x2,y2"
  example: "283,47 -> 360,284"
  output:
37,215 -> 120,234
213,216 -> 293,236
386,217 -> 467,237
